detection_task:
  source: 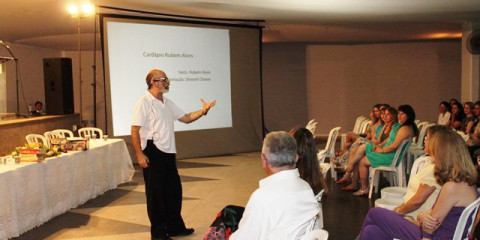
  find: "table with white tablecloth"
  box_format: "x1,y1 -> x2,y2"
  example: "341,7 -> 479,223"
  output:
0,139 -> 135,240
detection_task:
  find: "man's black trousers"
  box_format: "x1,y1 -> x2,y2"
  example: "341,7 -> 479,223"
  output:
143,140 -> 187,238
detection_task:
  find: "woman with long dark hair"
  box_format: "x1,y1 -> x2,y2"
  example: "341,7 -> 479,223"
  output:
463,101 -> 476,134
339,106 -> 398,191
353,105 -> 417,196
290,127 -> 327,195
450,101 -> 465,130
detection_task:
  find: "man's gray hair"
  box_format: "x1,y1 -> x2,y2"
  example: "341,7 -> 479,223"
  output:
262,131 -> 297,167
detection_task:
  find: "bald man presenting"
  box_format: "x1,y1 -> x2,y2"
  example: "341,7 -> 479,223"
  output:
132,69 -> 216,240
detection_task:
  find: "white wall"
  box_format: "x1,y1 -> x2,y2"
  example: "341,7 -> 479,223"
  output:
262,43 -> 309,132
0,43 -> 62,115
306,41 -> 461,133
0,43 -> 106,131
1,40 -> 464,138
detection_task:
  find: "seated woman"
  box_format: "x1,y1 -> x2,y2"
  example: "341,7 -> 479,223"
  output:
354,104 -> 418,196
337,104 -> 382,155
334,105 -> 383,170
290,127 -> 327,196
467,101 -> 480,162
450,101 -> 465,131
463,101 -> 475,134
358,127 -> 478,240
338,106 -> 396,190
392,125 -> 447,220
437,101 -> 451,126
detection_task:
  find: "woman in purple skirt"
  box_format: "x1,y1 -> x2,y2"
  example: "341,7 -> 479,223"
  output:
359,128 -> 478,240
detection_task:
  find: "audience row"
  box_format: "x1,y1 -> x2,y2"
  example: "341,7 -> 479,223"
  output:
204,101 -> 479,240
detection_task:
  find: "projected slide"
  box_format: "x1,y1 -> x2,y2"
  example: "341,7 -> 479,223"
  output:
106,21 -> 232,136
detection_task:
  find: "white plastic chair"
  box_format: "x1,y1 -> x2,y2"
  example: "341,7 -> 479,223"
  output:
25,134 -> 49,147
406,123 -> 434,173
300,229 -> 329,240
319,163 -> 330,180
410,122 -> 429,148
78,127 -> 103,139
314,189 -> 325,229
375,155 -> 432,209
353,116 -> 366,134
306,119 -> 319,135
307,119 -> 316,127
369,138 -> 412,199
44,131 -> 62,141
52,129 -> 74,138
303,195 -> 328,240
340,116 -> 365,150
359,120 -> 372,135
452,196 -> 480,240
318,127 -> 341,162
317,127 -> 341,180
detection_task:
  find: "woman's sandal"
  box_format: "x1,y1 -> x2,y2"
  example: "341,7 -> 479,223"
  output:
352,188 -> 369,196
341,185 -> 359,192
336,176 -> 351,184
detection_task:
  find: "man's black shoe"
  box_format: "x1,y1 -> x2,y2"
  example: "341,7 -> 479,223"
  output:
168,228 -> 195,237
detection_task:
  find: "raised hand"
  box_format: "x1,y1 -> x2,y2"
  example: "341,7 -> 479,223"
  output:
201,98 -> 216,115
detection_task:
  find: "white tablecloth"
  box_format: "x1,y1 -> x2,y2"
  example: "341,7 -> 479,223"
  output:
0,139 -> 135,240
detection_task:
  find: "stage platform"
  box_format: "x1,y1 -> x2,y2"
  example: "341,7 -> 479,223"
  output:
0,114 -> 80,155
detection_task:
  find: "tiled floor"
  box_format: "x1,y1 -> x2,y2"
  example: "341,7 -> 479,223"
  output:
13,152 -> 376,240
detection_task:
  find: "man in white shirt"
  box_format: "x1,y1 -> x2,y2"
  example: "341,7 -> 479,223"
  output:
230,131 -> 320,240
131,69 -> 216,240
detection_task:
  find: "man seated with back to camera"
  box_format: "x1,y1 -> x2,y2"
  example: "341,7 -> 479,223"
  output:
228,131 -> 320,240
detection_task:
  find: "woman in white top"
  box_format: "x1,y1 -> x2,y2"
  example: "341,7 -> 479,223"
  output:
392,125 -> 447,219
437,101 -> 451,126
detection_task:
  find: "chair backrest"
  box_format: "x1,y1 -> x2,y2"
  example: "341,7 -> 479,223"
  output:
300,229 -> 329,240
453,196 -> 480,240
315,189 -> 325,202
25,134 -> 49,147
307,119 -> 316,127
390,139 -> 412,168
324,127 -> 341,155
414,122 -> 432,146
44,131 -> 62,140
52,129 -> 74,138
306,119 -> 318,135
78,127 -> 103,138
353,116 -> 366,134
359,120 -> 371,134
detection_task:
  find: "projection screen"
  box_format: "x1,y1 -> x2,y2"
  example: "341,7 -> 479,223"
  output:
101,15 -> 263,159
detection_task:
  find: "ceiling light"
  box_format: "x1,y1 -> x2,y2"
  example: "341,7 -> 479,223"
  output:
68,4 -> 79,16
67,2 -> 95,18
82,3 -> 95,16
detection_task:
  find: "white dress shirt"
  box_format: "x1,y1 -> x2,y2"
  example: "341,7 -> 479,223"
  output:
230,169 -> 319,240
132,91 -> 185,153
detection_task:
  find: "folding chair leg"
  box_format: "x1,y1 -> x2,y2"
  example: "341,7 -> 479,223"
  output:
369,169 -> 379,199
330,163 -> 337,180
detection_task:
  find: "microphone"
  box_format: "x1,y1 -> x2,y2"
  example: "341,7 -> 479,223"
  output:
0,40 -> 16,59
0,39 -> 11,49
